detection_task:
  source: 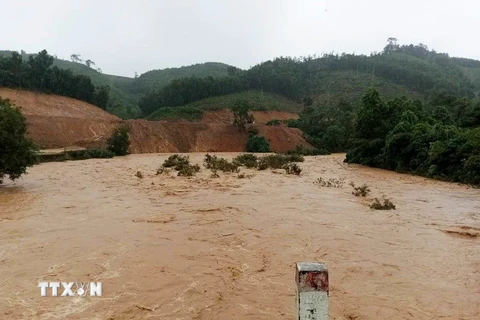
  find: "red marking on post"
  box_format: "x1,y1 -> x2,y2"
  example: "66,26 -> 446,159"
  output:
298,270 -> 329,293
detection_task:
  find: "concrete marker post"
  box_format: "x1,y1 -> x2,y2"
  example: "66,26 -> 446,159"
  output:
296,262 -> 329,320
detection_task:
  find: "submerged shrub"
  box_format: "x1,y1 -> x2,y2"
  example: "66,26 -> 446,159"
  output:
161,154 -> 200,176
286,154 -> 305,162
156,167 -> 170,175
350,182 -> 371,197
257,154 -> 303,170
204,154 -> 239,172
163,154 -> 190,169
237,172 -> 254,179
370,197 -> 396,210
210,169 -> 220,178
314,177 -> 345,188
177,164 -> 201,177
284,163 -> 302,175
233,154 -> 259,168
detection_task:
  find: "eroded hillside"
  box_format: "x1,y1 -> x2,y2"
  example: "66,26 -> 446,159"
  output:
0,88 -> 311,153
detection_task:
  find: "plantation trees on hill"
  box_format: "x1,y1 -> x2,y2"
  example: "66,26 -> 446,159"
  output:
139,75 -> 248,116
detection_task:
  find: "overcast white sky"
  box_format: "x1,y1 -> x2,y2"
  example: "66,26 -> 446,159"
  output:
1,0 -> 477,77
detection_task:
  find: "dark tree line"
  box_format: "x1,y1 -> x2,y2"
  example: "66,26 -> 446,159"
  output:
0,50 -> 110,109
138,57 -> 307,116
139,75 -> 249,116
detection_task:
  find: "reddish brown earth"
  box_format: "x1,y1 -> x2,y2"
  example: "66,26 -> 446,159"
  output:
0,88 -> 310,152
0,88 -> 121,149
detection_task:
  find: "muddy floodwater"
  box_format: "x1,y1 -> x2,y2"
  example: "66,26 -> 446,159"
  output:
0,154 -> 479,319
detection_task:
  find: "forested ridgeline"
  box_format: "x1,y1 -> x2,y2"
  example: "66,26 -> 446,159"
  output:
0,50 -> 110,110
4,40 -> 479,121
139,40 -> 478,117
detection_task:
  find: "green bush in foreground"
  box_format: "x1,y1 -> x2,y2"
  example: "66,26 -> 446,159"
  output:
0,97 -> 38,184
246,136 -> 270,153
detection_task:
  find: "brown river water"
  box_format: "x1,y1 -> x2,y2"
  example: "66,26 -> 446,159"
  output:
0,154 -> 479,319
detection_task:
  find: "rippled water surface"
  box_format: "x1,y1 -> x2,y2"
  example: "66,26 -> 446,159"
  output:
0,154 -> 479,319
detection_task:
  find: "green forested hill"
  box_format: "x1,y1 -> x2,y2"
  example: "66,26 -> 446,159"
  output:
0,50 -> 236,118
51,58 -> 139,118
138,42 -> 480,119
133,62 -> 234,95
0,50 -> 139,118
453,58 -> 480,96
2,41 -> 480,121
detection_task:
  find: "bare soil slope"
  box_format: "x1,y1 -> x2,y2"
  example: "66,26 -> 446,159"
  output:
0,154 -> 478,319
0,88 -> 121,149
0,88 -> 310,152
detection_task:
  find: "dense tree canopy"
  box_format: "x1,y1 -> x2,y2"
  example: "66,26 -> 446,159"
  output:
0,97 -> 37,184
0,50 -> 110,109
345,89 -> 480,185
139,75 -> 248,116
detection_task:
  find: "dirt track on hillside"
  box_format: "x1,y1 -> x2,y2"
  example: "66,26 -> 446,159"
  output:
0,154 -> 479,319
